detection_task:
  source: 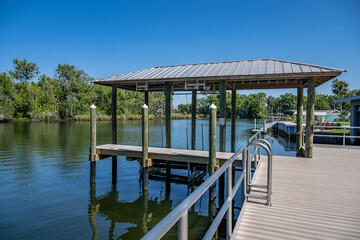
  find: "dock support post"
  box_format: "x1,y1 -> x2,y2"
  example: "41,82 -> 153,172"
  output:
144,91 -> 149,106
296,87 -> 304,157
231,89 -> 236,152
142,104 -> 149,192
209,104 -> 217,229
90,104 -> 97,185
165,83 -> 171,181
306,77 -> 316,158
219,80 -> 226,204
111,86 -> 117,185
209,104 -> 217,201
165,83 -> 171,148
191,89 -> 197,150
219,80 -> 226,151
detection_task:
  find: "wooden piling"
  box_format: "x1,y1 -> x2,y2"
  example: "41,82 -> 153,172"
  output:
209,104 -> 217,203
90,104 -> 96,184
165,83 -> 171,148
231,89 -> 236,152
296,87 -> 304,157
191,89 -> 197,150
142,104 -> 149,191
111,86 -> 117,185
165,83 -> 171,182
219,80 -> 226,152
144,91 -> 149,106
306,77 -> 316,158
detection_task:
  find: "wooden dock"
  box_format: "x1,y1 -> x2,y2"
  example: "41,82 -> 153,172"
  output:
95,144 -> 247,167
251,121 -> 278,134
234,144 -> 360,240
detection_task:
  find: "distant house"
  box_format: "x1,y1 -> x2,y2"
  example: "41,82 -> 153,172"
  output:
333,96 -> 360,137
294,110 -> 340,122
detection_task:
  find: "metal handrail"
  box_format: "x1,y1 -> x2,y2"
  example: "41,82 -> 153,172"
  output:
312,125 -> 360,145
246,141 -> 272,206
141,144 -> 246,240
141,135 -> 273,240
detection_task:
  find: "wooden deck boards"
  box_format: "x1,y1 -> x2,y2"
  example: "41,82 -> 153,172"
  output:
95,144 -> 244,166
235,144 -> 360,240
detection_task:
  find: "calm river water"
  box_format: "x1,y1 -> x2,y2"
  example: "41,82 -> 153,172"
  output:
0,119 -> 295,239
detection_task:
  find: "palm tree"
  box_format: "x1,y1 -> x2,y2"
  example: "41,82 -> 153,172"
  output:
331,79 -> 349,111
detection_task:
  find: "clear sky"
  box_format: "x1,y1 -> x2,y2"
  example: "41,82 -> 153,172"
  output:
1,0 -> 359,106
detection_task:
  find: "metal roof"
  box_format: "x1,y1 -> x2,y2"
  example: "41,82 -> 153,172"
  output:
333,95 -> 360,102
93,59 -> 346,91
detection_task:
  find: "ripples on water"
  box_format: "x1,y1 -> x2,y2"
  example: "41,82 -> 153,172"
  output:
0,119 -> 295,239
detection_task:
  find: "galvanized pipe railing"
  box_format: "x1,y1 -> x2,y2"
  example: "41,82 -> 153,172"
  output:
141,134 -> 273,240
312,125 -> 360,146
141,144 -> 246,240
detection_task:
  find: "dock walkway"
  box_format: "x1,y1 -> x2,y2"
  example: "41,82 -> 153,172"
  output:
235,144 -> 360,240
95,144 -> 245,167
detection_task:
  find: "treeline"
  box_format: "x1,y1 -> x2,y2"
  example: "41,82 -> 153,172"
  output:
178,81 -> 360,118
1,58 -> 359,121
0,58 -> 166,120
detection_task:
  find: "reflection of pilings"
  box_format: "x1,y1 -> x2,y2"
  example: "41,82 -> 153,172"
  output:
112,156 -> 117,186
90,162 -> 96,185
142,190 -> 149,235
88,184 -> 98,240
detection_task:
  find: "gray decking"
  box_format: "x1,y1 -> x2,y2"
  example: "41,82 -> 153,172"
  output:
95,144 -> 245,167
235,144 -> 360,240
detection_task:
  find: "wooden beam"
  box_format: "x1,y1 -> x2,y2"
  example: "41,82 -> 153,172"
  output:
219,80 -> 226,152
231,89 -> 236,152
111,86 -> 117,144
191,89 -> 197,150
296,87 -> 304,157
165,83 -> 171,148
144,91 -> 149,106
111,86 -> 117,184
90,105 -> 97,185
305,77 -> 315,158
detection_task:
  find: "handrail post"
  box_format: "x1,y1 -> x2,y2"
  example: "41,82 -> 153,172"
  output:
226,164 -> 232,240
246,140 -> 251,193
343,127 -> 346,146
267,151 -> 272,206
263,118 -> 266,136
242,148 -> 247,202
178,212 -> 188,240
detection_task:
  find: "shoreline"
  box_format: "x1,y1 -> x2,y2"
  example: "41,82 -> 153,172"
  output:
1,113 -> 202,122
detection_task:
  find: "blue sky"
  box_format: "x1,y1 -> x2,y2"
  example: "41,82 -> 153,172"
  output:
1,0 -> 359,106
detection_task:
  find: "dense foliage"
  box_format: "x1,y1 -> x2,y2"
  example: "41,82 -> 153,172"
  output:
1,58 -> 359,121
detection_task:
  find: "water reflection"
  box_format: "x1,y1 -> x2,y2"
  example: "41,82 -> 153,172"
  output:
88,179 -> 213,239
0,119 -> 296,240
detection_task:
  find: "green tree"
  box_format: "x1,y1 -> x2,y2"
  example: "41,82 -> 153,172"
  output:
178,103 -> 191,114
278,93 -> 297,110
315,94 -> 331,110
9,58 -> 39,84
8,58 -> 40,117
331,79 -> 349,111
55,64 -> 92,118
0,72 -> 16,119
